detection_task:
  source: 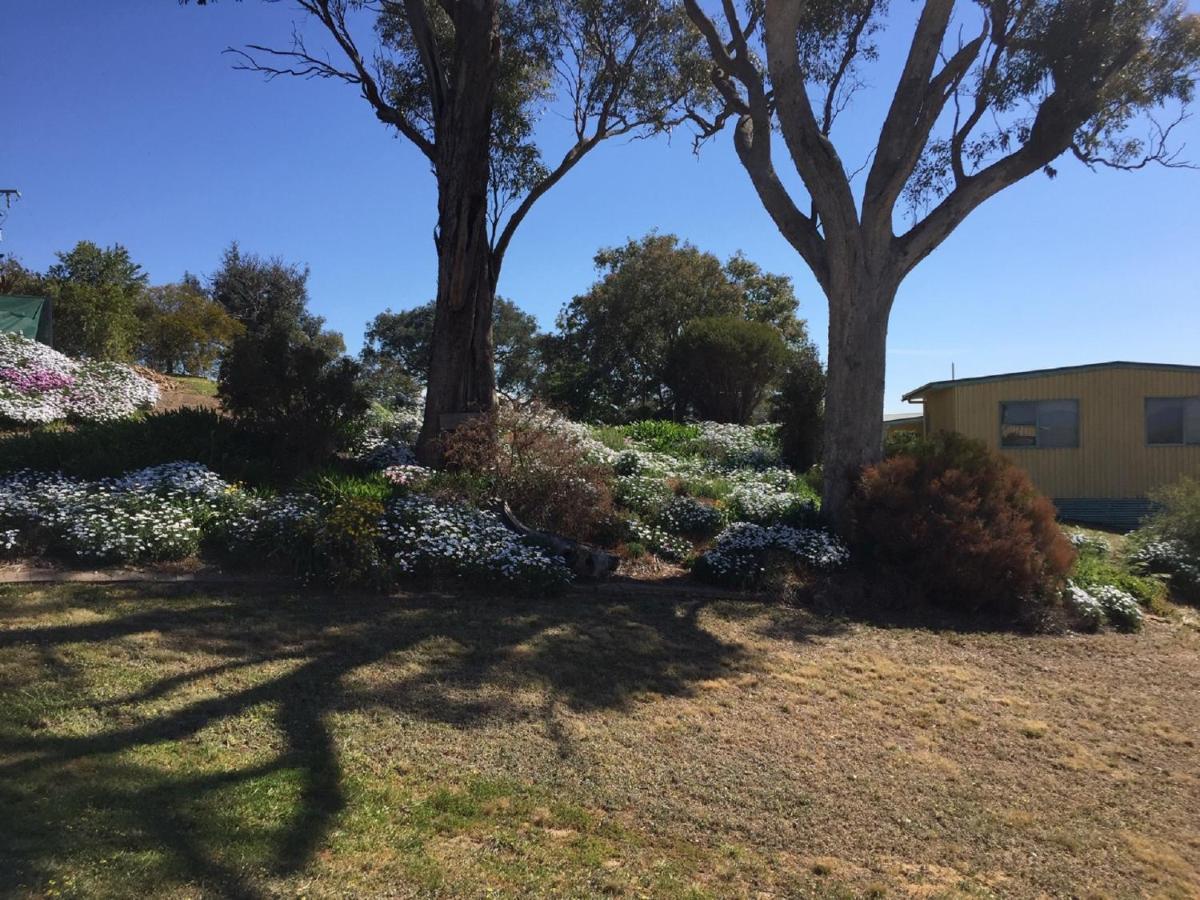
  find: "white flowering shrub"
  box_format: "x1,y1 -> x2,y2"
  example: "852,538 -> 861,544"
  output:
0,528 -> 20,556
1064,582 -> 1105,632
694,522 -> 849,587
655,495 -> 723,536
690,422 -> 782,468
613,475 -> 673,518
0,333 -> 158,425
724,482 -> 819,527
1130,539 -> 1200,595
1066,531 -> 1110,556
223,493 -> 322,558
1064,582 -> 1144,632
381,464 -> 433,488
350,405 -> 423,469
0,463 -> 236,563
379,496 -> 572,594
1093,585 -> 1144,632
625,519 -> 691,562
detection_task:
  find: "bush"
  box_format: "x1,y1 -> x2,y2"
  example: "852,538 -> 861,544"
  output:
665,317 -> 788,424
1070,546 -> 1166,609
1128,538 -> 1200,602
1142,476 -> 1200,558
693,523 -> 849,589
884,428 -> 924,457
219,326 -> 368,474
850,432 -> 1076,623
441,401 -> 619,543
654,495 -> 723,536
724,480 -> 819,527
770,342 -> 824,470
0,408 -> 279,484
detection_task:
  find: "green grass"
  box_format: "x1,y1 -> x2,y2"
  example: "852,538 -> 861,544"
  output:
170,375 -> 219,398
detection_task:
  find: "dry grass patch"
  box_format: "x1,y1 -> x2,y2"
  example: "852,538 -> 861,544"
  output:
0,583 -> 1198,898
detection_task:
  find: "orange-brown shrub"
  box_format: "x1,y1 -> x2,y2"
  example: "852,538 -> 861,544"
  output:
441,401 -> 619,543
850,432 -> 1075,624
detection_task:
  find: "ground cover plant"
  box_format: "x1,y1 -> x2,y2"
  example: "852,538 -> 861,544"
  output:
1,583 -> 1198,898
0,333 -> 158,425
1130,476 -> 1200,602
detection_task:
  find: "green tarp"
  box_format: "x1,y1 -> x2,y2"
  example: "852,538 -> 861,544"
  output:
0,295 -> 53,344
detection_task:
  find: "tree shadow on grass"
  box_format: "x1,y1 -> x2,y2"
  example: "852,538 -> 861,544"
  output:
0,584 -> 746,898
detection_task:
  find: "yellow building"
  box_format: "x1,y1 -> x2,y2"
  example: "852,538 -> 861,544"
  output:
902,362 -> 1200,526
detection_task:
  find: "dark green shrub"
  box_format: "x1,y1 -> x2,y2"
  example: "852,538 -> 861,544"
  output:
850,432 -> 1076,625
770,342 -> 825,470
665,317 -> 789,424
219,326 -> 368,474
0,409 -> 279,483
1143,476 -> 1200,558
884,428 -> 924,457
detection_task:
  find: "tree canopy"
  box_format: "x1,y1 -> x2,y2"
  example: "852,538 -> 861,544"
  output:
540,233 -> 809,421
362,297 -> 543,401
137,281 -> 244,376
43,241 -> 147,361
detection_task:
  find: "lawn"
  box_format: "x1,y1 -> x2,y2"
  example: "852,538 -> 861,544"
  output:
1,585 -> 1198,899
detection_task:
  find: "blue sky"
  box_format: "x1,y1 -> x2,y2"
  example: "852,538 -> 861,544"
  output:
2,0 -> 1198,412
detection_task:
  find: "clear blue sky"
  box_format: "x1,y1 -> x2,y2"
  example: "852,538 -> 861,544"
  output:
3,0 -> 1198,412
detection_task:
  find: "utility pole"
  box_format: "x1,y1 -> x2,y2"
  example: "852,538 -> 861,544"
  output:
0,189 -> 20,242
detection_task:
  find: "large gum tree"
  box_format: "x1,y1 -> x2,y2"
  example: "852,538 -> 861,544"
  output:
207,0 -> 705,463
682,0 -> 1200,529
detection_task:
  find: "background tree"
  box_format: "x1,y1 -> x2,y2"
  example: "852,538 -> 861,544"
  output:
771,338 -> 826,471
684,0 -> 1200,529
219,323 -> 367,473
206,0 -> 705,463
209,243 -> 340,351
44,241 -> 147,360
0,257 -> 43,296
540,233 -> 805,421
361,297 -> 542,403
665,316 -> 789,423
213,243 -> 364,469
137,281 -> 244,375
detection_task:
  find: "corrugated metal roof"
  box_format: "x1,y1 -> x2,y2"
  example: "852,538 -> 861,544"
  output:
902,361 -> 1200,402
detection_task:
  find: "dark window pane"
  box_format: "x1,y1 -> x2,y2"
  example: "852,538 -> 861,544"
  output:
1001,401 -> 1038,447
1185,398 -> 1200,445
1038,400 -> 1079,448
1147,398 -> 1184,445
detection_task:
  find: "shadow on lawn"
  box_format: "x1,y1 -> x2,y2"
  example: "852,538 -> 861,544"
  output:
0,584 -> 746,898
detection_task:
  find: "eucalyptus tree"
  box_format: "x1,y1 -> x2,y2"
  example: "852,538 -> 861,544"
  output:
683,0 -> 1200,528
207,0 -> 705,462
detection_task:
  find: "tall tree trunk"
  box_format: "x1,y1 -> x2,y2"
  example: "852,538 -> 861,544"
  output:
414,1 -> 500,466
821,277 -> 896,533
415,175 -> 497,465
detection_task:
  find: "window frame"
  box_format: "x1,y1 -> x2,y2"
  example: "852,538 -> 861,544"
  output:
1145,395 -> 1200,447
998,398 -> 1080,450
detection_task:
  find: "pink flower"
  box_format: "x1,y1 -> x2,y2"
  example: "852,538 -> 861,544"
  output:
0,366 -> 75,393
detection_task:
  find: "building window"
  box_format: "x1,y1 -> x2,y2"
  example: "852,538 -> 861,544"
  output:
1000,399 -> 1079,448
1146,397 -> 1200,446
